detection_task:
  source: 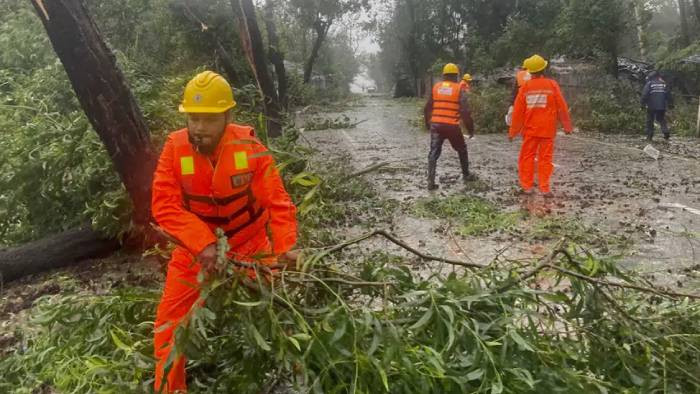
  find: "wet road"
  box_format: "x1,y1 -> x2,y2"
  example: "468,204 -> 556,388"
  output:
304,96 -> 700,288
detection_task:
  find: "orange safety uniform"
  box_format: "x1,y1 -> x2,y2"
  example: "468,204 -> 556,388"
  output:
151,123 -> 297,392
508,75 -> 572,193
459,80 -> 471,93
430,81 -> 462,126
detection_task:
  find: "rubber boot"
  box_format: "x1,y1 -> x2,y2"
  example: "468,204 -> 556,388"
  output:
458,150 -> 475,183
427,159 -> 439,190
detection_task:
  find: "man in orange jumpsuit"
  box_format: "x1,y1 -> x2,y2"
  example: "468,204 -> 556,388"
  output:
508,55 -> 572,197
151,71 -> 298,392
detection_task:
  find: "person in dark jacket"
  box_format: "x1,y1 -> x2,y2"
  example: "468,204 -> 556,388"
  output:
641,71 -> 673,141
424,63 -> 476,190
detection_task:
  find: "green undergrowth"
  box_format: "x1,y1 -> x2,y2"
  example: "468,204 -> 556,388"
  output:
288,159 -> 399,248
526,215 -> 633,254
2,244 -> 699,393
413,194 -> 632,254
413,195 -> 524,236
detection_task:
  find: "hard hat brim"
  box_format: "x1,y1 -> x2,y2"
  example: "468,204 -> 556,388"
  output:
178,103 -> 236,113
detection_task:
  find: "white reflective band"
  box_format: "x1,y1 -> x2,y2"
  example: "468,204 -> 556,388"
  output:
438,86 -> 454,95
526,93 -> 548,108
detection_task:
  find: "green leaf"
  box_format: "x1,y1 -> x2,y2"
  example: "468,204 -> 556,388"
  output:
491,379 -> 503,394
410,307 -> 433,331
110,329 -> 132,353
287,336 -> 301,352
250,325 -> 271,351
331,320 -> 347,343
234,300 -> 265,307
509,330 -> 534,352
372,359 -> 389,392
292,333 -> 312,341
292,172 -> 321,187
466,368 -> 484,381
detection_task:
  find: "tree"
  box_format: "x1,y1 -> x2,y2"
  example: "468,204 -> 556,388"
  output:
287,0 -> 368,83
28,0 -> 156,229
693,0 -> 700,28
232,0 -> 283,137
1,0 -> 157,282
632,0 -> 649,59
558,0 -> 631,77
264,0 -> 288,109
179,0 -> 241,85
678,0 -> 692,45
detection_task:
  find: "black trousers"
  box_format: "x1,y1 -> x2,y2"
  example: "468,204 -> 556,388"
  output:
646,109 -> 669,138
427,123 -> 469,185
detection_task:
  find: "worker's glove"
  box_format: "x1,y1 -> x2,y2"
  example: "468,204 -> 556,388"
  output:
505,106 -> 514,126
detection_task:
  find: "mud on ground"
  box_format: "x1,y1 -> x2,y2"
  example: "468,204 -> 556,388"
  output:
302,96 -> 700,290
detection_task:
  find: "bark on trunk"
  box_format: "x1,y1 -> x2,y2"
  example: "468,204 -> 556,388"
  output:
678,0 -> 691,46
264,0 -> 288,109
692,0 -> 700,28
214,40 -> 240,86
633,1 -> 647,60
29,0 -> 156,229
232,0 -> 283,138
0,227 -> 119,283
303,20 -> 331,84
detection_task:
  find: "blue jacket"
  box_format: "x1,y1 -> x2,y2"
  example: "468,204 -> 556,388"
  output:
641,77 -> 673,111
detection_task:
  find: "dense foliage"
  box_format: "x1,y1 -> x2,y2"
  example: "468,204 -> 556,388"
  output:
0,0 -> 362,246
2,238 -> 699,393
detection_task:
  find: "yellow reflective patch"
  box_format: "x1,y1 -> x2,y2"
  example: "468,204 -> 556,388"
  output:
234,151 -> 249,170
180,156 -> 194,175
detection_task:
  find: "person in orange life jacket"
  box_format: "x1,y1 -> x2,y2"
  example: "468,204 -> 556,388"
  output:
424,63 -> 476,191
150,71 -> 298,393
459,73 -> 472,93
508,55 -> 572,198
506,67 -> 531,126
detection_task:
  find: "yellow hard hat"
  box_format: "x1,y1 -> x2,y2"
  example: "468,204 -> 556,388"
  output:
179,71 -> 237,113
462,73 -> 472,81
522,55 -> 548,74
442,63 -> 459,75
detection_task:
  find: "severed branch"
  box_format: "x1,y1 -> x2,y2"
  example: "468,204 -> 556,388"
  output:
314,229 -> 486,269
347,161 -> 390,179
544,264 -> 700,300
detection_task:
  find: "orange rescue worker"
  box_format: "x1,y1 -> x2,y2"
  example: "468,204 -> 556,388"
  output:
151,71 -> 298,392
506,67 -> 531,125
424,63 -> 475,190
459,73 -> 472,93
508,55 -> 572,197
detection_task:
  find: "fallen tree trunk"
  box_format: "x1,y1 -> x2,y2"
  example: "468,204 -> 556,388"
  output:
0,227 -> 119,283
